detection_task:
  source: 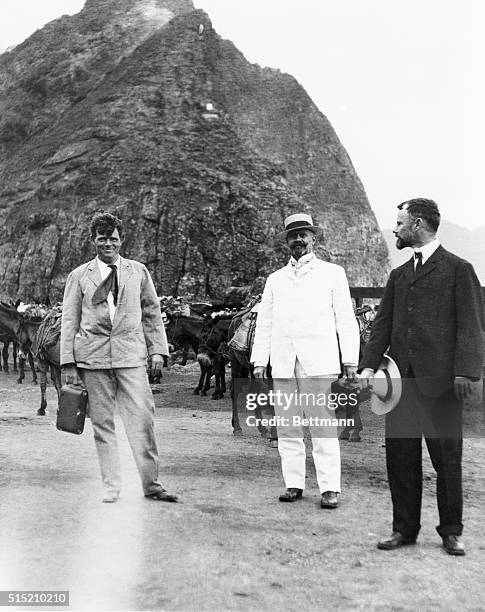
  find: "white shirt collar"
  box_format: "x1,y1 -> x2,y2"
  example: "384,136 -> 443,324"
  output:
413,237 -> 440,265
96,255 -> 120,268
290,252 -> 316,268
96,256 -> 120,274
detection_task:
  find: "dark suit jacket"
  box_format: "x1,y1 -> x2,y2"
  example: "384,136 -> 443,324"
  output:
360,246 -> 484,396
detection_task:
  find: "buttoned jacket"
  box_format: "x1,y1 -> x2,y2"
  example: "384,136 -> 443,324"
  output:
61,257 -> 168,369
360,246 -> 485,396
250,257 -> 360,377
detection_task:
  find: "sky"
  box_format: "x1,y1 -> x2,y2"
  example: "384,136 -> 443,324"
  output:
0,0 -> 483,230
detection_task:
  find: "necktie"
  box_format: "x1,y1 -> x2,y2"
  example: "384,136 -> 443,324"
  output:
414,251 -> 423,275
92,264 -> 119,306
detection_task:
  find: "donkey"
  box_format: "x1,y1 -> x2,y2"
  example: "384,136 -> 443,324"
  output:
0,303 -> 21,374
165,312 -> 203,365
227,299 -> 277,445
337,304 -> 377,442
31,307 -> 62,416
15,318 -> 39,385
0,304 -> 24,376
0,303 -> 40,382
196,315 -> 232,400
165,313 -> 213,395
0,327 -> 18,374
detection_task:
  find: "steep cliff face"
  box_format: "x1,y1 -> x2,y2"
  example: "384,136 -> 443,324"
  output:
0,1 -> 389,302
0,0 -> 193,164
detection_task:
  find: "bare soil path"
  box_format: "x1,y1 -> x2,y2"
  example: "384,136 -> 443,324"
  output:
1,365 -> 484,611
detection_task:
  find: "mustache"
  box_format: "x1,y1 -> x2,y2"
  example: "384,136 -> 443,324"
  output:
291,242 -> 306,247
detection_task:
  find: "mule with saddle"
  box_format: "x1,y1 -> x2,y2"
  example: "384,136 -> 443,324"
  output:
0,301 -> 62,415
0,302 -> 38,384
226,297 -> 278,445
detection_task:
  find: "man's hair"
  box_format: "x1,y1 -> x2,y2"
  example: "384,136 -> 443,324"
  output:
90,212 -> 125,240
397,198 -> 440,232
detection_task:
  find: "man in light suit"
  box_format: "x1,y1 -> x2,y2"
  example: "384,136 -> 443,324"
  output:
61,212 -> 178,503
360,198 -> 484,555
252,213 -> 360,507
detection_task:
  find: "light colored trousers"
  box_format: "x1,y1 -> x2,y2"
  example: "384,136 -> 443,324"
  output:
79,366 -> 163,495
274,358 -> 340,493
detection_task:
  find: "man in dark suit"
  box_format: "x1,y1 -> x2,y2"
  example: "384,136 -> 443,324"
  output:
360,198 -> 484,555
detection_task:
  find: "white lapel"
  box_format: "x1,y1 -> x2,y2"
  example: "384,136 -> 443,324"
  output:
117,257 -> 133,300
298,258 -> 316,278
285,260 -> 296,279
87,258 -> 102,288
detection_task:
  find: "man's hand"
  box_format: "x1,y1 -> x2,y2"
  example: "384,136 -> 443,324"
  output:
359,368 -> 375,391
454,376 -> 474,401
253,366 -> 267,379
343,365 -> 358,383
150,354 -> 165,376
63,364 -> 83,387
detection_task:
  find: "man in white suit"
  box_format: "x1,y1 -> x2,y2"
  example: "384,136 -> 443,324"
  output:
252,213 -> 359,507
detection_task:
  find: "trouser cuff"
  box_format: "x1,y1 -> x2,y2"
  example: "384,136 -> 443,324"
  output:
393,523 -> 420,539
436,524 -> 463,537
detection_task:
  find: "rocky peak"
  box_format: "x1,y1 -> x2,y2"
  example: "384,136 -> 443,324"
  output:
0,0 -> 195,165
83,0 -> 194,15
81,0 -> 195,27
0,5 -> 390,302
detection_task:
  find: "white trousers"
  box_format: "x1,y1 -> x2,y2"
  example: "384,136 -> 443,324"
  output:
274,358 -> 340,493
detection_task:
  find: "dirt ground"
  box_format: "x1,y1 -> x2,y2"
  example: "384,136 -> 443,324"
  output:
1,362 -> 485,612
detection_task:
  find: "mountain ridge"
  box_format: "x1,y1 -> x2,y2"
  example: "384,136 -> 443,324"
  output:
0,1 -> 390,301
382,221 -> 485,283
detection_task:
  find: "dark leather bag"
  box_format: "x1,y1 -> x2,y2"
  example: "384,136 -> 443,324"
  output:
56,384 -> 88,435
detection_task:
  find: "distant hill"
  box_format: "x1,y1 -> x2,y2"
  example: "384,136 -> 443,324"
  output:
382,221 -> 485,283
0,0 -> 389,302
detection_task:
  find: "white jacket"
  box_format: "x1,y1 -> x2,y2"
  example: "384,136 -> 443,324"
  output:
250,257 -> 359,377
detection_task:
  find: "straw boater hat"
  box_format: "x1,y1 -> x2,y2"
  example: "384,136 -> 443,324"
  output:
277,213 -> 322,239
369,354 -> 402,415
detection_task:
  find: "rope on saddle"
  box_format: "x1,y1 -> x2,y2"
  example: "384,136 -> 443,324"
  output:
355,305 -> 375,345
246,315 -> 257,354
33,306 -> 62,361
227,295 -> 261,353
218,341 -> 231,361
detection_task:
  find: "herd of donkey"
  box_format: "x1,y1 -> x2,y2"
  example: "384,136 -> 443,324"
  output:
0,295 -> 376,443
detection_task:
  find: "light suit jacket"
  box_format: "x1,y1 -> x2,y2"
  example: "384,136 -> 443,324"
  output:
250,257 -> 360,377
60,257 -> 168,369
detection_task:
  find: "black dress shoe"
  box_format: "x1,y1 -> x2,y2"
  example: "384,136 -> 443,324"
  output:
377,532 -> 417,550
145,489 -> 178,503
278,488 -> 303,502
442,535 -> 465,556
320,491 -> 339,508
